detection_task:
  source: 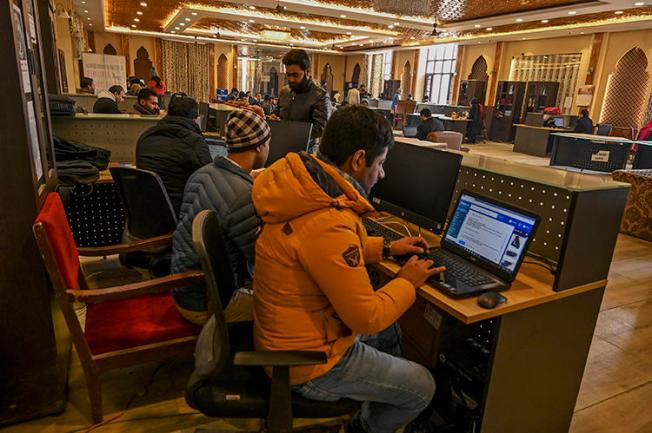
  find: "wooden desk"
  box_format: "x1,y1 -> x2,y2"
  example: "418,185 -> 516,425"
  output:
393,135 -> 448,150
513,124 -> 570,157
549,132 -> 634,173
368,214 -> 610,433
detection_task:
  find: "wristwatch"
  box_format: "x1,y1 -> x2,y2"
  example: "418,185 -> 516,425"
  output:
382,239 -> 392,259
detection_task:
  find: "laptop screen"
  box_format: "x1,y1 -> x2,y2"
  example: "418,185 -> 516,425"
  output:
444,193 -> 538,278
553,117 -> 564,128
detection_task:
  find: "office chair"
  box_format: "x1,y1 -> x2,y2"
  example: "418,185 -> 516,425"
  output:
595,123 -> 613,136
186,210 -> 359,433
33,193 -> 203,423
428,131 -> 469,152
110,166 -> 177,275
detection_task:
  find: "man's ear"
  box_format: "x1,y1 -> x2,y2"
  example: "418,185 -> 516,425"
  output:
349,149 -> 367,173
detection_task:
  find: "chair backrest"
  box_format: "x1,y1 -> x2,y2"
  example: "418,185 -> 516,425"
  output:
110,166 -> 177,239
430,131 -> 464,150
609,126 -> 636,140
191,210 -> 237,376
396,100 -> 416,115
596,123 -> 613,136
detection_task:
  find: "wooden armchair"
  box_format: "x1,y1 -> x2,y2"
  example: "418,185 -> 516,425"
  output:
33,193 -> 203,424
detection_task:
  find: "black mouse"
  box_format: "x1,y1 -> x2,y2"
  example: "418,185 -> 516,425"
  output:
477,291 -> 507,309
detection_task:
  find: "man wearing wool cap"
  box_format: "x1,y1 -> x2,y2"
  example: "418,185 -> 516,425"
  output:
170,109 -> 271,325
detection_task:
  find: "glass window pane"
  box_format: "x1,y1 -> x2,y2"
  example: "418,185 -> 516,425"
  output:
426,61 -> 434,73
440,75 -> 451,104
443,60 -> 453,73
431,74 -> 442,102
434,61 -> 443,73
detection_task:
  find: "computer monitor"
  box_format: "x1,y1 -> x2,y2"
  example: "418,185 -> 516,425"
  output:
370,141 -> 462,233
265,120 -> 313,167
633,142 -> 652,169
442,191 -> 539,281
553,117 -> 564,128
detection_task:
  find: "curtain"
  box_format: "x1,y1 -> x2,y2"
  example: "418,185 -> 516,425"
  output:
161,40 -> 210,102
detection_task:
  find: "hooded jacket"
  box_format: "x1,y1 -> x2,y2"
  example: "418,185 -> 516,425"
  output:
136,116 -> 212,215
275,79 -> 331,138
93,90 -> 121,114
252,152 -> 416,385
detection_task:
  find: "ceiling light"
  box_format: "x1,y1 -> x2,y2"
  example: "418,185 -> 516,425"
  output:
134,18 -> 140,22
346,31 -> 351,35
486,27 -> 493,31
474,24 -> 481,28
185,18 -> 191,21
86,17 -> 91,20
249,5 -> 256,9
522,37 -> 527,40
88,23 -> 92,26
136,11 -> 143,15
515,18 -> 523,22
541,19 -> 549,23
568,11 -> 577,15
84,10 -> 88,13
249,19 -> 255,23
131,24 -> 137,28
340,14 -> 347,18
300,26 -> 305,29
614,10 -> 624,14
140,2 -> 147,6
634,2 -> 645,5
393,22 -> 400,26
171,30 -> 175,33
191,12 -> 197,16
580,31 -> 585,34
290,43 -> 294,46
410,36 -> 416,40
81,1 -> 86,3
388,24 -> 394,29
175,26 -> 180,30
179,22 -> 185,26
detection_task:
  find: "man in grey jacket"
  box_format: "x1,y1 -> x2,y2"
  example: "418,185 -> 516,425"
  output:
170,109 -> 270,325
270,49 -> 331,146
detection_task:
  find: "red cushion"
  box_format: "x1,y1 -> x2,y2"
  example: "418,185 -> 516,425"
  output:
85,292 -> 201,355
35,193 -> 80,290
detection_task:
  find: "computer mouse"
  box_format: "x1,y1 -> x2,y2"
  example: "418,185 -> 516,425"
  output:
477,291 -> 507,309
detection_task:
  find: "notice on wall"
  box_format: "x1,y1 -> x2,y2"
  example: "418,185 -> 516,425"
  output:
81,53 -> 127,92
11,4 -> 31,94
26,101 -> 43,181
591,150 -> 610,163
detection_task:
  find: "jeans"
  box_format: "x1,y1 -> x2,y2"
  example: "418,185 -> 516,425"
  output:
293,325 -> 435,433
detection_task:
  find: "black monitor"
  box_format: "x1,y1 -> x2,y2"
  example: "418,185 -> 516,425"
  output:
370,141 -> 462,233
633,142 -> 652,169
265,120 -> 313,167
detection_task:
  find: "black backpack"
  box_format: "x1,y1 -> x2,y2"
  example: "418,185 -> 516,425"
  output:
53,136 -> 111,170
48,94 -> 76,116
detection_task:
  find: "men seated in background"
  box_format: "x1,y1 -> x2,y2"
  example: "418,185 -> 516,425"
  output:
574,109 -> 594,134
93,85 -> 125,114
227,88 -> 239,101
127,88 -> 160,115
270,49 -> 331,144
79,76 -> 95,94
252,105 -> 444,433
170,109 -> 270,325
261,95 -> 276,115
136,95 -> 212,215
416,108 -> 444,140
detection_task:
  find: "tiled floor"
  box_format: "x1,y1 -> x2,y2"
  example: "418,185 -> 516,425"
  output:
3,141 -> 651,433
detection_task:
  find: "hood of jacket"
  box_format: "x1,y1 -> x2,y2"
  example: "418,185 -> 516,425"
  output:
96,90 -> 116,101
252,152 -> 374,224
157,115 -> 202,134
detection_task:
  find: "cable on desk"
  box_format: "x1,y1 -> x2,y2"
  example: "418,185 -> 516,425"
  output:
381,221 -> 413,237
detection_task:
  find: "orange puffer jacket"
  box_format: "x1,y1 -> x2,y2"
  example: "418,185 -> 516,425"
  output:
252,152 -> 416,385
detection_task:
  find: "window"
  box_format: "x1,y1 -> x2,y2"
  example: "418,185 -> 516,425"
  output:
370,50 -> 393,98
423,44 -> 458,104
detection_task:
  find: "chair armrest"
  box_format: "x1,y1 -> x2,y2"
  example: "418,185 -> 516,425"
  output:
77,234 -> 173,256
234,350 -> 327,367
66,270 -> 204,303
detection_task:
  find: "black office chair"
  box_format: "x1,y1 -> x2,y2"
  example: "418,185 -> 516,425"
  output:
110,166 -> 178,275
186,210 -> 359,433
595,123 -> 613,136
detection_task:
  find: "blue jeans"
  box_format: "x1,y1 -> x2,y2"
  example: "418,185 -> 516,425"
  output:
293,325 -> 435,433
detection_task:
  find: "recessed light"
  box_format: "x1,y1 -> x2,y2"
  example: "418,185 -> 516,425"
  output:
171,30 -> 175,33
191,12 -> 197,16
521,37 -> 527,40
86,17 -> 91,20
88,23 -> 92,26
634,1 -> 645,5
346,31 -> 351,35
393,22 -> 400,26
81,1 -> 86,3
340,14 -> 347,18
388,24 -> 394,29
84,10 -> 89,13
515,18 -> 523,22
249,19 -> 255,23
568,11 -> 577,15
410,36 -> 416,40
580,31 -> 585,34
300,26 -> 305,29
541,19 -> 549,23
474,24 -> 481,28
185,18 -> 191,21
131,24 -> 137,28
136,11 -> 143,15
140,2 -> 147,6
253,39 -> 258,42
179,22 -> 185,26
175,26 -> 180,30
134,18 -> 140,22
290,43 -> 294,46
249,5 -> 256,9
486,27 -> 493,31
614,10 -> 624,14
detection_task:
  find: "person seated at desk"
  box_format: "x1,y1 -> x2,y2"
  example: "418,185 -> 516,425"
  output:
170,109 -> 270,325
79,76 -> 95,95
127,88 -> 160,115
574,109 -> 594,134
252,105 -> 444,433
466,97 -> 484,144
136,95 -> 212,215
416,108 -> 444,140
93,85 -> 124,114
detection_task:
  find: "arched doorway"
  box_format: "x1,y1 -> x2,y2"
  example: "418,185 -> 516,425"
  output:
103,44 -> 117,55
351,64 -> 361,87
217,54 -> 228,89
401,61 -> 412,100
468,56 -> 489,81
600,47 -> 649,130
269,67 -> 279,97
134,47 -> 152,81
321,63 -> 334,95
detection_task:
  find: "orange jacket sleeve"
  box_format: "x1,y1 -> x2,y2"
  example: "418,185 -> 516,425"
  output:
297,215 -> 415,335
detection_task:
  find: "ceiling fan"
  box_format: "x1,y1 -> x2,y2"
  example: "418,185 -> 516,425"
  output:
431,19 -> 443,36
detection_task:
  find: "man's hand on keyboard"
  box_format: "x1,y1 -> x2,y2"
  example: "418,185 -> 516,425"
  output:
397,256 -> 446,288
389,236 -> 429,256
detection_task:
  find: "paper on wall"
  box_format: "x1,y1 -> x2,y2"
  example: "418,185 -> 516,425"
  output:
27,101 -> 43,181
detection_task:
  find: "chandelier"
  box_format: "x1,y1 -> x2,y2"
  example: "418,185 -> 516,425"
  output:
373,0 -> 431,16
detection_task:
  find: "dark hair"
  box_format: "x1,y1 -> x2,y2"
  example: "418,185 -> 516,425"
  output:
168,95 -> 199,119
580,109 -> 589,117
81,77 -> 94,88
109,85 -> 124,94
419,108 -> 432,117
137,88 -> 157,102
230,88 -> 238,93
320,105 -> 394,167
150,76 -> 162,86
471,97 -> 479,105
128,76 -> 142,86
282,49 -> 310,70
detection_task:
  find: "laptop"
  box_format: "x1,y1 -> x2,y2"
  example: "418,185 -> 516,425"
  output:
425,191 -> 540,298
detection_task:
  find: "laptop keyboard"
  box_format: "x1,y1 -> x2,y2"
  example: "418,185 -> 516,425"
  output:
362,218 -> 403,242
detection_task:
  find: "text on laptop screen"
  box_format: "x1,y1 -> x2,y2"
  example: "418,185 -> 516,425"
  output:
445,194 -> 537,274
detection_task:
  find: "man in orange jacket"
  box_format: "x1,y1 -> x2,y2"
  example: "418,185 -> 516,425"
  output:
252,105 -> 445,433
